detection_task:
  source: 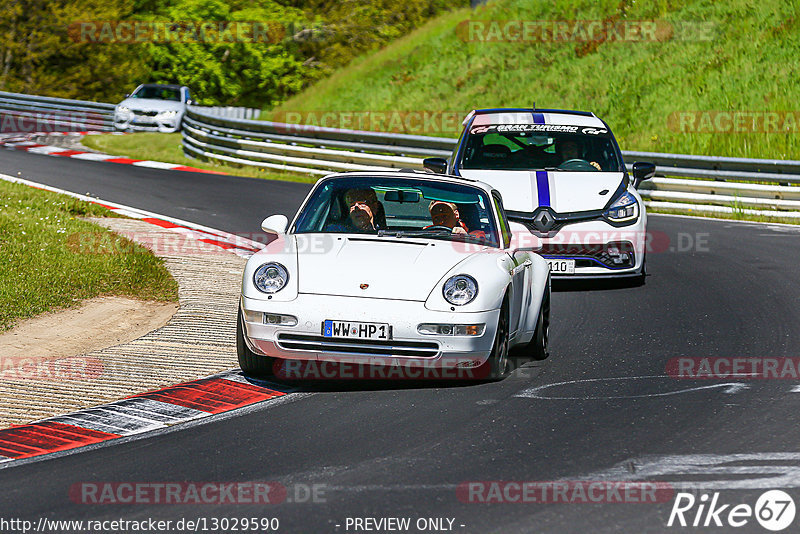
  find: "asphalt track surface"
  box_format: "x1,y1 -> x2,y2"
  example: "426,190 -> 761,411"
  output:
2,149 -> 800,533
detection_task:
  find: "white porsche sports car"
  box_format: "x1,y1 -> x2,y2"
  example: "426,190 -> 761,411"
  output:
424,108 -> 655,282
237,172 -> 551,380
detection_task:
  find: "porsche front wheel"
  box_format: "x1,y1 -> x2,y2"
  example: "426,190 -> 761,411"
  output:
488,299 -> 510,379
236,307 -> 275,377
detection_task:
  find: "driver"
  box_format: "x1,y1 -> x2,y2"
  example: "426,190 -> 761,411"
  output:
559,140 -> 601,171
344,188 -> 383,231
427,201 -> 485,239
428,201 -> 469,234
324,188 -> 384,232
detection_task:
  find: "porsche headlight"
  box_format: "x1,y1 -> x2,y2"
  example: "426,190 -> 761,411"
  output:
603,192 -> 639,223
443,274 -> 478,306
253,263 -> 289,294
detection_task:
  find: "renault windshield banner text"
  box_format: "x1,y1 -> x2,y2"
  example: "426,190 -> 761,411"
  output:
470,124 -> 608,135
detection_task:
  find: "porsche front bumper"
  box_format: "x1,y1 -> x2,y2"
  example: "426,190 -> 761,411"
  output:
240,294 -> 499,369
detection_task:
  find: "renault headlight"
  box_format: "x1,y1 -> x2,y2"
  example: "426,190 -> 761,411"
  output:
603,191 -> 639,223
253,263 -> 289,294
443,275 -> 478,306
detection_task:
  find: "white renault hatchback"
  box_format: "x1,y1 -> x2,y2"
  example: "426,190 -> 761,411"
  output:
425,108 -> 655,283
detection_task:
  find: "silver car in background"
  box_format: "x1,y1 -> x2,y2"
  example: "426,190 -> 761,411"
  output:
114,84 -> 192,133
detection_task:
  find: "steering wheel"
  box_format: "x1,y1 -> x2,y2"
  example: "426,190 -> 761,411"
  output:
424,225 -> 454,232
557,158 -> 599,171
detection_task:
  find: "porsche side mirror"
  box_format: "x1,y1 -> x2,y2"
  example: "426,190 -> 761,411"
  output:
632,161 -> 656,188
261,214 -> 288,236
423,157 -> 448,174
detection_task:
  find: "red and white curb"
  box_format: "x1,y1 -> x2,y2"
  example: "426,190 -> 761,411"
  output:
0,130 -> 227,175
0,174 -> 284,466
0,371 -> 293,465
0,173 -> 265,257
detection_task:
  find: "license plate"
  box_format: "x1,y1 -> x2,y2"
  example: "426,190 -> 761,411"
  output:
323,320 -> 391,340
547,259 -> 575,274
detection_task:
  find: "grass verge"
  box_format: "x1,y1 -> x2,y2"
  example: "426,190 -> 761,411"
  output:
0,179 -> 178,331
80,133 -> 319,184
268,0 -> 800,160
648,207 -> 800,226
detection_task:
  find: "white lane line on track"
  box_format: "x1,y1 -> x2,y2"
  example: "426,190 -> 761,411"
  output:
95,398 -> 208,424
0,173 -> 264,257
132,160 -> 182,169
3,141 -> 39,147
26,146 -> 66,154
579,452 -> 800,490
68,152 -> 115,161
515,375 -> 751,400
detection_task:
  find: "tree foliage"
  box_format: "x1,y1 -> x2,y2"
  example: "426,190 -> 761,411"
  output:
0,0 -> 463,106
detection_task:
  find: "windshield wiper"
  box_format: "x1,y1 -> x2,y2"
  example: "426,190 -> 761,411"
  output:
378,229 -> 449,238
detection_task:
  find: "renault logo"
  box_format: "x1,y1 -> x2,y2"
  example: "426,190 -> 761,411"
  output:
533,209 -> 556,233
360,283 -> 369,290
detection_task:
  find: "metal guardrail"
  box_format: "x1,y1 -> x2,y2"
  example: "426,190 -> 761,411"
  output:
0,91 -> 261,134
181,106 -> 800,217
0,91 -> 116,132
199,106 -> 261,120
2,92 -> 797,218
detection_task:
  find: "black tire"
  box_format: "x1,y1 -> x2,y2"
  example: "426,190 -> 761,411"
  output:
529,287 -> 550,361
488,298 -> 511,379
511,280 -> 550,362
637,256 -> 647,286
236,307 -> 275,377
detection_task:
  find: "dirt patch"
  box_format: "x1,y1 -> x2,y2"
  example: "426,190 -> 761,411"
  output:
0,296 -> 177,366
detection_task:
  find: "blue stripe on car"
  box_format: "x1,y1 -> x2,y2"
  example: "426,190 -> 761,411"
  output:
536,170 -> 550,207
532,112 -> 545,125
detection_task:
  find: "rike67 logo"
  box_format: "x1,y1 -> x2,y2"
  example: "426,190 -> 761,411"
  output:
668,490 -> 796,531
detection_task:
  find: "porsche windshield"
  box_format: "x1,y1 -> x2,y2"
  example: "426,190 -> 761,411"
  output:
293,176 -> 500,247
460,124 -> 623,172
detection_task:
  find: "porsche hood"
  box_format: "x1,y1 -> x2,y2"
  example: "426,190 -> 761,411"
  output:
458,169 -> 624,214
295,235 -> 480,301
